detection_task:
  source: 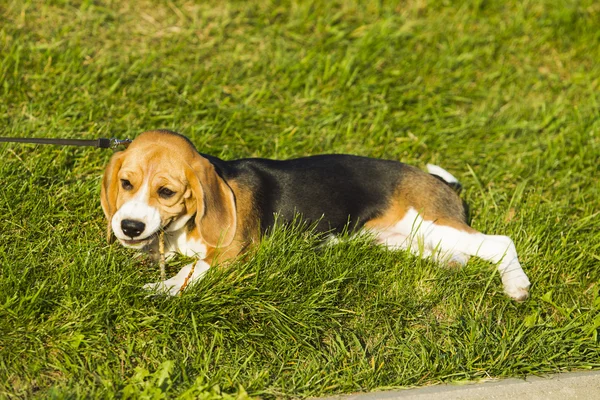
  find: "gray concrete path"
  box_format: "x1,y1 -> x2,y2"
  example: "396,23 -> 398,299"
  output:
320,370 -> 600,400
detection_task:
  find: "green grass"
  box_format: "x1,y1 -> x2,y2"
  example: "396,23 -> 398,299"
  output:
1,0 -> 599,397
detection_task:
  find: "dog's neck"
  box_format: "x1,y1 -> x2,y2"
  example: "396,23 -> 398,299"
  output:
161,225 -> 208,260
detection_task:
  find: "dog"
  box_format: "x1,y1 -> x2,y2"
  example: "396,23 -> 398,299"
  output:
101,130 -> 531,301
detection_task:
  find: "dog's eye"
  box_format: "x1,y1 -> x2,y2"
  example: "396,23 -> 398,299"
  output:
121,179 -> 133,190
158,187 -> 176,199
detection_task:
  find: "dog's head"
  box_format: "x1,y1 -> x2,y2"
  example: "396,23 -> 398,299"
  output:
101,130 -> 236,250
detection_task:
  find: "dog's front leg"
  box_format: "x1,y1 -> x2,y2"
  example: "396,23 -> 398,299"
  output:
143,260 -> 210,296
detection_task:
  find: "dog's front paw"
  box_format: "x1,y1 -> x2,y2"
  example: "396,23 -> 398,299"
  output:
143,281 -> 180,296
503,273 -> 531,302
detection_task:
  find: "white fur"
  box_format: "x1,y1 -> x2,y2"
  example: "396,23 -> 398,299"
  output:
143,260 -> 211,296
165,213 -> 193,233
371,208 -> 531,301
111,181 -> 161,249
111,181 -> 210,296
426,164 -> 459,184
140,226 -> 210,296
163,228 -> 208,259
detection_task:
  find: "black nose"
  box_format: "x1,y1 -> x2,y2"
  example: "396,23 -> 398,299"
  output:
121,219 -> 146,238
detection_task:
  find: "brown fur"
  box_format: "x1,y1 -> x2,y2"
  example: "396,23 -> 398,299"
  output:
365,165 -> 474,233
185,155 -> 237,249
100,152 -> 124,241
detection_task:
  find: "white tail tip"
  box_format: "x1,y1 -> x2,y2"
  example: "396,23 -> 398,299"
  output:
426,164 -> 459,184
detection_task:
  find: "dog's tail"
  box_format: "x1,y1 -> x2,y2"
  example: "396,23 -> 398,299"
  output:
426,164 -> 462,193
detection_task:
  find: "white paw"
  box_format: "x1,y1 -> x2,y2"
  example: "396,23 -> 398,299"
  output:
503,273 -> 531,302
143,281 -> 180,296
448,252 -> 470,266
437,251 -> 470,268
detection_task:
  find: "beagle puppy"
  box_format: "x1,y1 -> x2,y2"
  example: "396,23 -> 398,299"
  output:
101,130 -> 531,301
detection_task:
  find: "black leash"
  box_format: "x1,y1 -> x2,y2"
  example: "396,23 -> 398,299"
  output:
0,137 -> 131,150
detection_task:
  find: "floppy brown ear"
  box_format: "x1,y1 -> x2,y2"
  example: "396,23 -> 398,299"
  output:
186,156 -> 237,248
100,152 -> 124,242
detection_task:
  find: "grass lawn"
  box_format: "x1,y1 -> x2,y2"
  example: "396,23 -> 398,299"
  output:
1,0 -> 599,397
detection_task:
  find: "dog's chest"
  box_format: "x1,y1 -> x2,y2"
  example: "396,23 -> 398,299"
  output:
164,229 -> 207,258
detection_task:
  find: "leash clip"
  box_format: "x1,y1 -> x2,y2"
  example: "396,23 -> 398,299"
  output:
110,138 -> 132,150
97,137 -> 132,150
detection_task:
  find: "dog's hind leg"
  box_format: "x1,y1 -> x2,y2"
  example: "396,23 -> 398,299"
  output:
391,209 -> 530,301
372,229 -> 469,267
